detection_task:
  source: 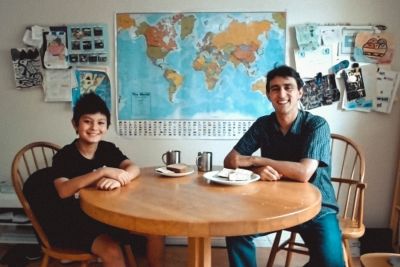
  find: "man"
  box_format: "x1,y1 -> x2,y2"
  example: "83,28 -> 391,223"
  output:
224,65 -> 344,267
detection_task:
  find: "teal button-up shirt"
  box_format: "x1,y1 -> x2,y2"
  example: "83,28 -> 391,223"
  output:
234,110 -> 338,216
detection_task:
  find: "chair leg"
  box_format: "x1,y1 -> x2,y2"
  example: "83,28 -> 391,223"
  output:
343,239 -> 354,267
266,231 -> 283,267
284,232 -> 297,267
123,244 -> 137,267
39,254 -> 49,267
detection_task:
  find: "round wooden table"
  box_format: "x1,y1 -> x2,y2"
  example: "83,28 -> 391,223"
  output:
80,167 -> 321,267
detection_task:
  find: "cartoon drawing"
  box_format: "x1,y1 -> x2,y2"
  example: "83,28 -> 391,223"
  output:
80,72 -> 105,93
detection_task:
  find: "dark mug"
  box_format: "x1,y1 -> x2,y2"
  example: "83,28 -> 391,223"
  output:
162,150 -> 181,165
196,151 -> 212,172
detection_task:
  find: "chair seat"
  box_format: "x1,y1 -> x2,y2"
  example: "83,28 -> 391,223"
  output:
340,218 -> 365,238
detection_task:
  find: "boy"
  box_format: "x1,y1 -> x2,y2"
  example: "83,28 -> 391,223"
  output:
51,92 -> 164,267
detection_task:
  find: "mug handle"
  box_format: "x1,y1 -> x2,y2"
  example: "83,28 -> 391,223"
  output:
196,155 -> 201,167
162,152 -> 167,165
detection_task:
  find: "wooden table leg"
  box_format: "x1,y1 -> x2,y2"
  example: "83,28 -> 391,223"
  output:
188,237 -> 211,267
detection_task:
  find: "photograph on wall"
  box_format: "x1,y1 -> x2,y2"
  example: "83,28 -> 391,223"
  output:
116,12 -> 286,138
67,24 -> 109,66
300,73 -> 339,110
10,48 -> 42,89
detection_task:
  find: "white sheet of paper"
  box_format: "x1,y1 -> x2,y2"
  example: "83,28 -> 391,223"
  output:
43,69 -> 72,102
294,46 -> 333,78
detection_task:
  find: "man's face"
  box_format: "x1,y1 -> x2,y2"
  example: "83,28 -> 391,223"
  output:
267,76 -> 303,116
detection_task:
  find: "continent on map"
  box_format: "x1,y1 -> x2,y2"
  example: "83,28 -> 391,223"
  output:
252,78 -> 267,95
193,20 -> 272,91
134,14 -> 196,64
164,69 -> 183,102
136,21 -> 178,63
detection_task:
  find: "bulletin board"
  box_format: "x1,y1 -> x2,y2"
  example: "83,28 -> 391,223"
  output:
115,12 -> 286,139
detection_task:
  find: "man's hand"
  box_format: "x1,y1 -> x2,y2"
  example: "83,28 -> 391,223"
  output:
96,177 -> 121,190
255,166 -> 283,181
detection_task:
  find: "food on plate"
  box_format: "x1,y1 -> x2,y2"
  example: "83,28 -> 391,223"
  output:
166,163 -> 190,173
218,168 -> 253,181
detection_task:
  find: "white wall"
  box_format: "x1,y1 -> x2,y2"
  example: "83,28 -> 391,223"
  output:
0,0 -> 399,228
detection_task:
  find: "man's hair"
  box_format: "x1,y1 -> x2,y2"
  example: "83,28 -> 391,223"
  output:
265,65 -> 304,93
72,92 -> 111,128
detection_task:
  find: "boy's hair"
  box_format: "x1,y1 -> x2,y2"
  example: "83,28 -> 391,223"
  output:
72,92 -> 111,128
265,65 -> 304,93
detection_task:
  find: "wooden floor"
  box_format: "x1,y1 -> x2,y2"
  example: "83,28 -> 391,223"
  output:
0,244 -> 361,267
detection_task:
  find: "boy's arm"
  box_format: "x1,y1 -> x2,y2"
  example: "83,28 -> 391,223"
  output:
119,159 -> 141,181
54,168 -> 108,198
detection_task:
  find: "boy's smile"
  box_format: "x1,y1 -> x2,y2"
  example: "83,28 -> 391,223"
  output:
73,112 -> 108,144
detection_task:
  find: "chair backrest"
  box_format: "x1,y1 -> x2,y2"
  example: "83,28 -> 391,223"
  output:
11,141 -> 61,249
330,133 -> 366,225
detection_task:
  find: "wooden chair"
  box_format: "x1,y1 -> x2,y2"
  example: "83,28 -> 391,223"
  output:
266,133 -> 367,267
11,141 -> 137,267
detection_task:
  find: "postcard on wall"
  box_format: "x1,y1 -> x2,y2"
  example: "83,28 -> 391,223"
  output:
353,32 -> 395,65
67,24 -> 109,66
10,48 -> 42,89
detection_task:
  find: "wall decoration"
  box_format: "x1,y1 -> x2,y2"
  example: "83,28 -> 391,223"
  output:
10,48 -> 42,89
116,12 -> 286,138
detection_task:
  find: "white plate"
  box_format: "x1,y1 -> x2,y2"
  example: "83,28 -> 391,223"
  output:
155,167 -> 194,177
203,171 -> 260,186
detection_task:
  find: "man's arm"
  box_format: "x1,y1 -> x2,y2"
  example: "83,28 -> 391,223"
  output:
224,149 -> 318,182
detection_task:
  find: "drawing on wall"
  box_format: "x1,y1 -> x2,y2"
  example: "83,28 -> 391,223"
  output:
116,12 -> 286,138
339,26 -> 375,57
10,48 -> 42,89
353,32 -> 395,64
72,68 -> 111,110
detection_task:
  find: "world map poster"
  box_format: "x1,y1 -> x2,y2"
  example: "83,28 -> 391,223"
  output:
116,12 -> 286,138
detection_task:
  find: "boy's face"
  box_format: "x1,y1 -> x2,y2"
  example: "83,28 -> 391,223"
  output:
73,112 -> 108,144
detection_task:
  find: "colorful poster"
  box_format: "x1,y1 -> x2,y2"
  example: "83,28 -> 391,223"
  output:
72,68 -> 111,110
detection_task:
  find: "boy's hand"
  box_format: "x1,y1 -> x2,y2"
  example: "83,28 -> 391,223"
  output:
101,167 -> 131,186
96,177 -> 121,190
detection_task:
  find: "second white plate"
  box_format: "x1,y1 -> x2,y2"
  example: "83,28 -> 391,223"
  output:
203,170 -> 260,185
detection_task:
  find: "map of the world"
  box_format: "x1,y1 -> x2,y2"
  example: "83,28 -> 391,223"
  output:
116,12 -> 286,123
